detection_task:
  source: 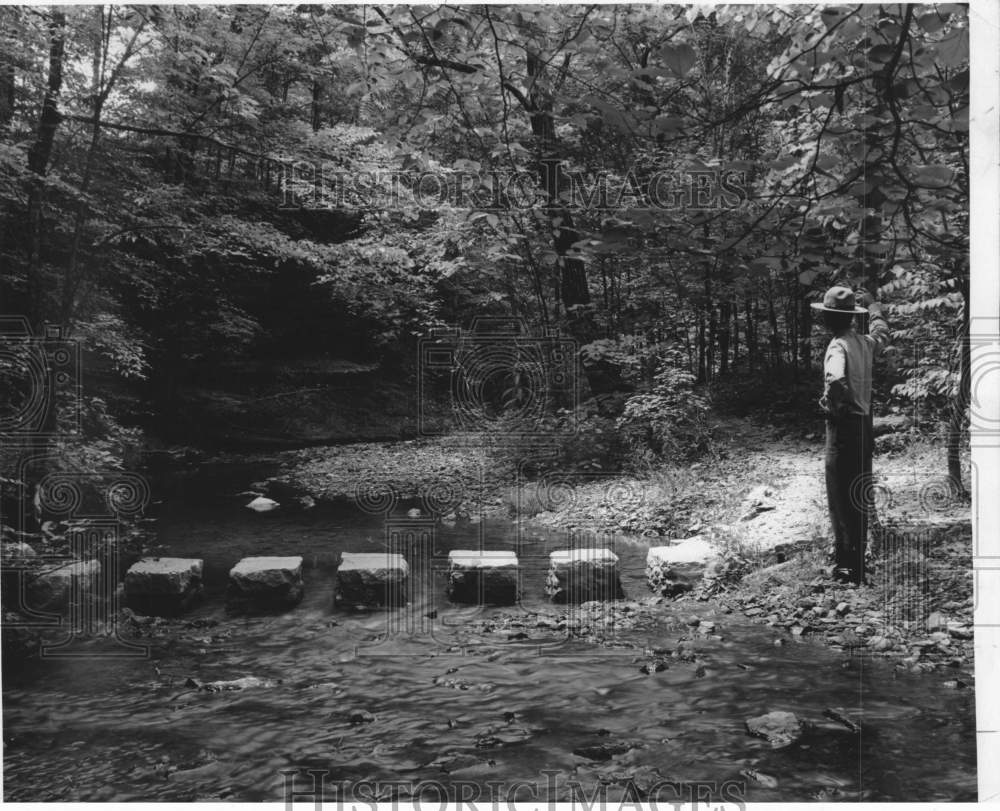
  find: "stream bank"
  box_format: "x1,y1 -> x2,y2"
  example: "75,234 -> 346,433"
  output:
2,417 -> 976,801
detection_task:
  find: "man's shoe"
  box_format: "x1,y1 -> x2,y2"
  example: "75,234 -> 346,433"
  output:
833,567 -> 854,583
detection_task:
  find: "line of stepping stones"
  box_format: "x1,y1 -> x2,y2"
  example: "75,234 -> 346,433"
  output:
17,543 -> 702,616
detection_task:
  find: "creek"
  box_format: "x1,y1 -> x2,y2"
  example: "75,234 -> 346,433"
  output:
1,462 -> 977,801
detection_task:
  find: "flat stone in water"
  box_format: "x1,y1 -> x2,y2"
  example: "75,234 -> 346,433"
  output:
335,552 -> 408,608
447,550 -> 519,605
546,548 -> 624,604
228,556 -> 304,610
125,557 -> 204,616
646,538 -> 717,596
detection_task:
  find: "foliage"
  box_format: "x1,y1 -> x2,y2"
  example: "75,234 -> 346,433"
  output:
0,4 -> 970,493
617,354 -> 713,462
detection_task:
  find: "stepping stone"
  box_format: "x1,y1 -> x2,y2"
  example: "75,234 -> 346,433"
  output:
646,537 -> 717,597
124,557 -> 204,616
25,559 -> 102,613
447,550 -> 519,605
335,552 -> 408,608
228,556 -> 304,610
546,548 -> 624,604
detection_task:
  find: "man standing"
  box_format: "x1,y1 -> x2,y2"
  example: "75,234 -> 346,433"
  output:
812,286 -> 891,584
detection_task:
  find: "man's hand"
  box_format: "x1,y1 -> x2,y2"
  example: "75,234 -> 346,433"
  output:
856,289 -> 875,308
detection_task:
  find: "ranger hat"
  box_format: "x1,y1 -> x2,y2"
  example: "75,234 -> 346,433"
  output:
809,285 -> 867,314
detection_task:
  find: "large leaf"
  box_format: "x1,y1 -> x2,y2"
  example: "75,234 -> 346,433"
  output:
658,43 -> 697,77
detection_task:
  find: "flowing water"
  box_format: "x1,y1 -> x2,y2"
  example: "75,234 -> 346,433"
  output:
2,463 -> 977,802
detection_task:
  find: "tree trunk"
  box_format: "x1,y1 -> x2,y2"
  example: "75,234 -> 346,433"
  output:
800,287 -> 813,374
718,300 -> 731,375
26,10 -> 66,328
311,80 -> 323,131
948,282 -> 970,497
767,282 -> 781,369
731,301 -> 740,370
0,61 -> 13,129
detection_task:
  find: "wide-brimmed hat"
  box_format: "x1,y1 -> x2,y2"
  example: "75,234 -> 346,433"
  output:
810,285 -> 867,314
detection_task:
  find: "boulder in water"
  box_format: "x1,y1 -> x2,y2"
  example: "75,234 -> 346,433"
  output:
546,548 -> 624,603
334,552 -> 408,608
227,556 -> 304,610
447,550 -> 519,605
125,557 -> 204,616
1,541 -> 37,565
245,496 -> 280,513
25,559 -> 102,613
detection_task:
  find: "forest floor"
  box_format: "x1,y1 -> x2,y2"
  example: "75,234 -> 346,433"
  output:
269,413 -> 973,674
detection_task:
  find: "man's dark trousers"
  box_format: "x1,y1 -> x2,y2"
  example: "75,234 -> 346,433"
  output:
825,413 -> 873,583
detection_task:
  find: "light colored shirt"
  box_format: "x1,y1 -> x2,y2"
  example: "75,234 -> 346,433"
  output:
820,305 -> 890,417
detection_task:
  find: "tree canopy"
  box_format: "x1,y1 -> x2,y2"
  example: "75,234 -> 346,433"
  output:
0,3 -> 971,482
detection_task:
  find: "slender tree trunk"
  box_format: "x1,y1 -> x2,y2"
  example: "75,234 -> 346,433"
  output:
767,282 -> 781,369
718,300 -> 731,375
311,80 -> 323,131
26,10 -> 66,329
697,312 -> 706,383
800,288 -> 813,374
948,282 -> 970,497
731,301 -> 740,370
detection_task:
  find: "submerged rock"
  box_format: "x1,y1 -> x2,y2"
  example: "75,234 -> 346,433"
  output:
572,740 -> 638,761
186,675 -> 279,692
739,768 -> 779,789
745,710 -> 805,748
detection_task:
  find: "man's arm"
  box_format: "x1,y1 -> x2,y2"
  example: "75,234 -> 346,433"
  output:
858,290 -> 891,354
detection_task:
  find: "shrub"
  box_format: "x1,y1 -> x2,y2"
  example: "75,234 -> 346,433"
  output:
617,364 -> 712,463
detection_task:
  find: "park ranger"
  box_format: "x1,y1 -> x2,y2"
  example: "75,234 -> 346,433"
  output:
812,285 -> 891,584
